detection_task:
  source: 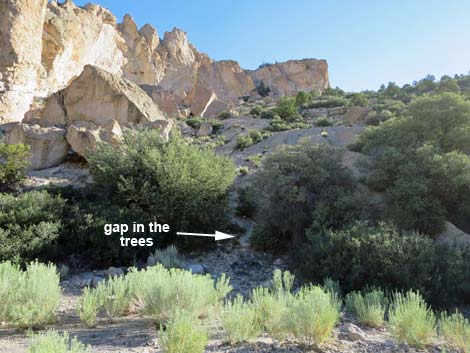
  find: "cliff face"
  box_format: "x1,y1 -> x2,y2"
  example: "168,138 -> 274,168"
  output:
0,0 -> 330,122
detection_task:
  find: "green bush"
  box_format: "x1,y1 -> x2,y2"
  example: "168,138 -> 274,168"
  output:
316,117 -> 333,127
256,81 -> 271,97
345,289 -> 388,328
0,191 -> 64,263
249,142 -> 362,251
7,261 -> 61,329
185,117 -> 223,133
260,109 -> 276,120
269,115 -> 309,131
302,222 -> 435,297
235,130 -> 266,150
76,287 -> 99,328
285,285 -> 341,347
250,105 -> 263,117
274,97 -> 301,122
308,96 -> 350,108
95,275 -> 132,322
159,311 -> 207,353
221,295 -> 262,344
87,131 -> 236,250
0,143 -> 30,190
0,261 -> 20,322
349,92 -> 369,107
356,93 -> 470,235
295,91 -> 311,107
28,330 -> 91,353
388,291 -> 436,349
218,111 -> 232,119
148,245 -> 183,269
131,265 -> 231,324
439,311 -> 470,353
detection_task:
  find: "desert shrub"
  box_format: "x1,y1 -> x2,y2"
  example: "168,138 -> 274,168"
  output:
345,289 -> 388,327
28,330 -> 91,353
87,131 -> 236,250
256,81 -> 271,97
136,265 -> 231,324
76,287 -> 99,328
159,311 -> 207,353
323,278 -> 341,298
249,142 -> 362,251
148,245 -> 183,268
0,261 -> 20,321
235,129 -> 268,150
218,111 -> 232,119
274,97 -> 301,122
388,291 -> 436,349
349,92 -> 369,107
250,105 -> 263,117
308,96 -> 350,108
302,222 -> 435,297
0,191 -> 64,263
439,311 -> 470,353
0,142 -> 30,190
251,270 -> 294,340
356,93 -> 470,235
221,295 -> 262,343
269,115 -> 309,131
285,285 -> 341,347
295,91 -> 311,107
316,117 -> 333,127
236,185 -> 257,217
95,275 -> 132,322
7,261 -> 61,329
260,109 -> 276,119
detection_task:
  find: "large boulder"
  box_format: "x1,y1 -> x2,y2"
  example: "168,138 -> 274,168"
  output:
42,65 -> 166,127
344,107 -> 369,124
437,221 -> 470,247
65,120 -> 122,157
5,123 -> 69,170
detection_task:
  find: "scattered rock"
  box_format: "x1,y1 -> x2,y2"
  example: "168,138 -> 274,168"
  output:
186,264 -> 206,274
5,123 -> 69,170
197,122 -> 213,137
344,106 -> 369,124
66,120 -> 122,156
339,323 -> 368,342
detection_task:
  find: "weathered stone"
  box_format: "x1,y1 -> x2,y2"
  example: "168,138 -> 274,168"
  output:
344,106 -> 370,124
142,120 -> 173,140
197,122 -> 213,137
44,65 -> 166,127
0,0 -> 48,122
5,123 -> 69,170
339,323 -> 368,341
66,120 -> 122,157
437,221 -> 470,246
187,264 -> 206,275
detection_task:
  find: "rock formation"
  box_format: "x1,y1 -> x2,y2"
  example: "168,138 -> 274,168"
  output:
0,0 -> 330,123
6,65 -> 171,169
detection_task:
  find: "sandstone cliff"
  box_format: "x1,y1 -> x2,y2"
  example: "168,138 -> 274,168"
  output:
0,0 -> 329,123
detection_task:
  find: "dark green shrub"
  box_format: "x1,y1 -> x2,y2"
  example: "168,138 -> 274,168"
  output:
274,97 -> 301,122
349,93 -> 369,107
295,91 -> 311,107
250,106 -> 263,117
316,117 -> 333,127
87,131 -> 236,251
308,96 -> 350,108
0,191 -> 64,263
256,82 -> 271,97
248,142 -> 363,251
0,143 -> 30,191
218,111 -> 232,120
186,118 -> 223,134
269,115 -> 309,132
260,110 -> 276,120
235,130 -> 267,150
236,186 -> 257,218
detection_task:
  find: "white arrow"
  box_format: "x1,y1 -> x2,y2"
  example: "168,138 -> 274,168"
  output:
177,231 -> 235,241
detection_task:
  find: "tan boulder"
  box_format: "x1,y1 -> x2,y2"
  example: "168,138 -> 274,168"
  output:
42,65 -> 167,127
66,120 -> 123,157
142,120 -> 173,140
6,123 -> 69,170
197,122 -> 213,137
344,107 -> 369,124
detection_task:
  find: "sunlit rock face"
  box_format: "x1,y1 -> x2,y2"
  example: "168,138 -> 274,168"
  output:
0,0 -> 330,123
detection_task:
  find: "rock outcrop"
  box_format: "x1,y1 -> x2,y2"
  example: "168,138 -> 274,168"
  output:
0,0 -> 330,122
6,65 -> 171,169
42,65 -> 166,126
6,123 -> 69,170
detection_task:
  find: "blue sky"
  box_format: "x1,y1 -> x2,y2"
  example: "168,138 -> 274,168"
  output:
73,0 -> 470,91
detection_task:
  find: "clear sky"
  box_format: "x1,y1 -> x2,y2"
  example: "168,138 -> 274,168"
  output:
73,0 -> 470,91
